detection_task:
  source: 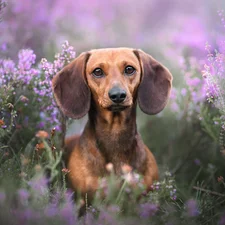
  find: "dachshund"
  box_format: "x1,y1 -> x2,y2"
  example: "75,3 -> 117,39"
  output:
52,48 -> 173,200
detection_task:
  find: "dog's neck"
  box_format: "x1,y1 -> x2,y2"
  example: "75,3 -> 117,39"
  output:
82,101 -> 144,172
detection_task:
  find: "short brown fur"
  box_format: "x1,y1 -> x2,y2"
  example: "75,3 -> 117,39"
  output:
52,48 -> 173,199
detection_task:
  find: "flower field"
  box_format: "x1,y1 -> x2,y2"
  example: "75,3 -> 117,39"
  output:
0,0 -> 225,224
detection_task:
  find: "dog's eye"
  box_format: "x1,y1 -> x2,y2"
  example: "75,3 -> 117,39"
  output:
124,66 -> 135,75
92,68 -> 104,78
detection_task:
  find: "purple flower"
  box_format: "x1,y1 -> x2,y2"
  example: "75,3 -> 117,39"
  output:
18,49 -> 36,71
18,188 -> 29,202
138,203 -> 158,218
181,88 -> 187,96
170,88 -> 177,100
98,210 -> 117,225
0,59 -> 15,85
45,204 -> 58,217
186,199 -> 199,217
28,175 -> 48,195
170,188 -> 177,200
60,201 -> 77,225
37,121 -> 45,129
20,95 -> 29,103
170,102 -> 180,113
186,77 -> 201,87
219,212 -> 225,225
194,158 -> 201,166
31,40 -> 76,130
0,191 -> 6,203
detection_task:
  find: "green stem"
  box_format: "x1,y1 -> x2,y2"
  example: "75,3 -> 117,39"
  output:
116,180 -> 127,204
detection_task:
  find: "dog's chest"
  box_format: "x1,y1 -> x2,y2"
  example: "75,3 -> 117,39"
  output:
95,132 -> 146,174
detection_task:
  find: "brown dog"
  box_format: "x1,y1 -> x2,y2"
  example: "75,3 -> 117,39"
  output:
52,48 -> 172,199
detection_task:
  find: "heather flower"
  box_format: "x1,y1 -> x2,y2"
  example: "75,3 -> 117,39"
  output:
18,49 -> 36,71
170,88 -> 177,100
37,121 -> 45,129
165,171 -> 172,177
219,212 -> 225,225
18,188 -> 29,202
202,42 -> 225,113
186,199 -> 199,217
194,158 -> 201,166
98,177 -> 109,197
83,212 -> 96,225
1,59 -> 15,76
20,95 -> 29,103
152,181 -> 160,190
16,49 -> 39,85
60,191 -> 77,225
107,205 -> 120,214
218,10 -> 225,29
41,40 -> 76,79
60,203 -> 77,225
97,210 -> 117,225
170,189 -> 177,200
138,203 -> 158,218
44,204 -> 58,217
0,191 -> 6,203
62,168 -> 71,174
28,174 -> 48,195
181,88 -> 187,96
122,172 -> 142,186
168,55 -> 206,120
32,40 -> 76,130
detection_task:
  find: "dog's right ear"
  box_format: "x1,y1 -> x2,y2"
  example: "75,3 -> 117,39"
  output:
52,52 -> 91,119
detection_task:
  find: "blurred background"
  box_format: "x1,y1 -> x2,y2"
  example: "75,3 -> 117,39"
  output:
1,1 -> 225,223
1,0 -> 225,59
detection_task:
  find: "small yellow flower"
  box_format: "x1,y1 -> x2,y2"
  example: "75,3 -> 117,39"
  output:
36,130 -> 49,139
19,172 -> 27,178
20,155 -> 30,166
0,120 -> 4,126
106,163 -> 114,172
35,164 -> 42,172
35,142 -> 45,151
121,164 -> 132,174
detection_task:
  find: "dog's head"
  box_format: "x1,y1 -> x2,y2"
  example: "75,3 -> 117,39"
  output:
52,48 -> 173,119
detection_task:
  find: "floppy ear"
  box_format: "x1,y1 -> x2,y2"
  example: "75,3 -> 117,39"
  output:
52,52 -> 91,119
134,49 -> 173,115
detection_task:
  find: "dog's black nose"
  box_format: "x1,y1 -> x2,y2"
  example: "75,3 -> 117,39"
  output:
108,87 -> 126,103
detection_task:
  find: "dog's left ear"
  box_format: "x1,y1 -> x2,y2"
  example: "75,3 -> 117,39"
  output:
134,49 -> 173,115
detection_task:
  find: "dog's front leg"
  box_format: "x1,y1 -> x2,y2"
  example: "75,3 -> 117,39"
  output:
143,146 -> 159,190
